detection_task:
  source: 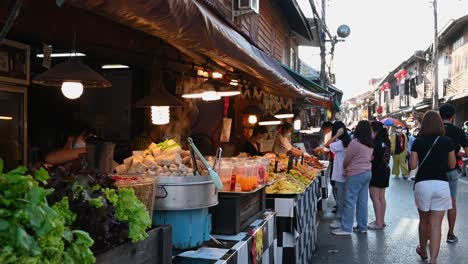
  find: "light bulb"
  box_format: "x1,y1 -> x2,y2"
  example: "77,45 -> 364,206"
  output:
248,115 -> 257,124
61,82 -> 83,99
151,106 -> 170,125
212,72 -> 223,79
274,113 -> 294,119
294,119 -> 301,130
258,120 -> 281,126
202,91 -> 221,101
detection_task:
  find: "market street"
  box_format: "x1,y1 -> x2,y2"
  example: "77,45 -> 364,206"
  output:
312,176 -> 468,264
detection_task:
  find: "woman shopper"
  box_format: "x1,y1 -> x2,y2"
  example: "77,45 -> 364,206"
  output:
368,121 -> 391,230
332,120 -> 374,236
409,110 -> 456,264
326,121 -> 352,229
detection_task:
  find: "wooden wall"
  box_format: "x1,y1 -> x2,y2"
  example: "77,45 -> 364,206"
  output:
213,0 -> 296,67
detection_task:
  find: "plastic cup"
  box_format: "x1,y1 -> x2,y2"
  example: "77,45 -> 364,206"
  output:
220,163 -> 233,191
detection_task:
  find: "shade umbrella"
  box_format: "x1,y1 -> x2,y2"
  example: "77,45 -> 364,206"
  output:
381,117 -> 404,127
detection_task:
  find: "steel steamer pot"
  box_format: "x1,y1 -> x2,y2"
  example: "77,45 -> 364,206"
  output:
153,176 -> 218,210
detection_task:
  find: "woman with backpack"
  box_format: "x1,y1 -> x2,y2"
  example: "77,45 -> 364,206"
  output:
409,111 -> 456,264
368,121 -> 391,230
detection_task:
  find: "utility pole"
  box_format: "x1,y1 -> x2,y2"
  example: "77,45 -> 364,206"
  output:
319,0 -> 327,90
432,0 -> 439,110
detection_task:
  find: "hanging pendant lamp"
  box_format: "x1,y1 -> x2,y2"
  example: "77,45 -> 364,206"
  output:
258,113 -> 281,126
182,79 -> 240,100
274,108 -> 294,119
243,105 -> 263,125
32,59 -> 111,99
136,65 -> 184,125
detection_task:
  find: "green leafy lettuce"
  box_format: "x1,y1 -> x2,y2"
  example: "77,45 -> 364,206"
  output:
107,188 -> 152,242
0,161 -> 95,264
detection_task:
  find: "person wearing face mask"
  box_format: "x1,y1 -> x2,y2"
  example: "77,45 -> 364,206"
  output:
45,122 -> 93,166
272,122 -> 305,157
390,126 -> 409,178
243,125 -> 268,157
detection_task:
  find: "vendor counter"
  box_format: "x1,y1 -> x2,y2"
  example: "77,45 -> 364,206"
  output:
266,177 -> 321,264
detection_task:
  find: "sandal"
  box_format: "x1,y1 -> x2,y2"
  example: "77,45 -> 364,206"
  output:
416,246 -> 428,260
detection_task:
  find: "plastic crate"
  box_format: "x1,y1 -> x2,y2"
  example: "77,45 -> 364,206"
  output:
211,186 -> 266,235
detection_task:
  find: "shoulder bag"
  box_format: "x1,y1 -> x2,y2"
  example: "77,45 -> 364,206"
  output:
409,136 -> 439,180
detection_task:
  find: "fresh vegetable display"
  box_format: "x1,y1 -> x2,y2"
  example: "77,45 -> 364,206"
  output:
47,166 -> 152,252
0,160 -> 95,264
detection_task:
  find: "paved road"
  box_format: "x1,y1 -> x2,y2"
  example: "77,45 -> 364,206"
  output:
311,176 -> 468,264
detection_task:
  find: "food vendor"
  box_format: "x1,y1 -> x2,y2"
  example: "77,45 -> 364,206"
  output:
243,125 -> 268,157
272,122 -> 306,157
45,123 -> 93,166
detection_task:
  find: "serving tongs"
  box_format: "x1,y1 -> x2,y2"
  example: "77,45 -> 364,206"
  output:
188,137 -> 223,190
212,147 -> 223,174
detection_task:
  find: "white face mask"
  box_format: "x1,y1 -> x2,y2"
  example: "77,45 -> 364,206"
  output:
396,129 -> 402,133
285,132 -> 292,138
73,139 -> 86,149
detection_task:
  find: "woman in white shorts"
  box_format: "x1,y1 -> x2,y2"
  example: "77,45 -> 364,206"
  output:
409,110 -> 456,264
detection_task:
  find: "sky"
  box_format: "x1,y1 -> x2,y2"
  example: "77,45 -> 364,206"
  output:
297,0 -> 468,100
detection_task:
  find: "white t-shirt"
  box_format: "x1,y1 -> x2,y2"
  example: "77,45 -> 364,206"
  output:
272,134 -> 293,155
330,139 -> 346,182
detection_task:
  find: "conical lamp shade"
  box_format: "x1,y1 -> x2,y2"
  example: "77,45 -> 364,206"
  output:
258,113 -> 281,126
136,88 -> 184,107
274,108 -> 294,119
33,59 -> 111,88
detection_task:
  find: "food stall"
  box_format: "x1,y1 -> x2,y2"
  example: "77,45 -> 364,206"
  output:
0,1 -> 336,263
265,154 -> 326,264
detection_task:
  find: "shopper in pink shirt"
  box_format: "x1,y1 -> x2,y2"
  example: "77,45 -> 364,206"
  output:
332,120 -> 374,236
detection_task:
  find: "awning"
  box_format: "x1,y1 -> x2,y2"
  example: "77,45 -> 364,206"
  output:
280,64 -> 344,109
67,0 -> 329,101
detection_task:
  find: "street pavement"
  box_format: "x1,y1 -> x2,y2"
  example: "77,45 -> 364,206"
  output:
311,176 -> 468,264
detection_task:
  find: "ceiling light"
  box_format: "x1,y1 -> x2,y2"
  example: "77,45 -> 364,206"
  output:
102,64 -> 129,69
36,52 -> 86,58
182,92 -> 204,99
61,82 -> 83,99
294,119 -> 301,130
229,81 -> 239,86
212,72 -> 223,79
202,91 -> 221,101
136,84 -> 184,125
258,113 -> 281,126
248,115 -> 257,124
197,69 -> 210,78
0,116 -> 13,120
217,90 -> 241,96
33,59 -> 111,88
274,108 -> 294,119
151,106 -> 170,125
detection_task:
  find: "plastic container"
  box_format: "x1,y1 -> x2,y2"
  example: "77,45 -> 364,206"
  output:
112,175 -> 157,218
219,163 -> 233,191
258,158 -> 271,183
